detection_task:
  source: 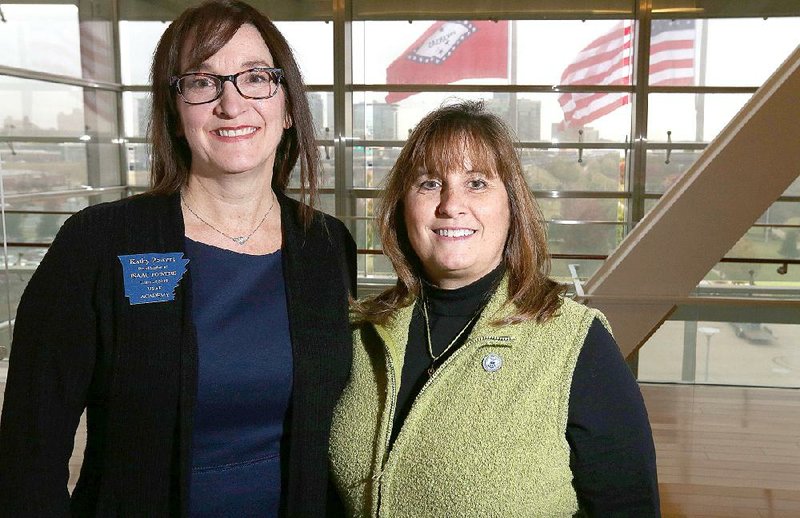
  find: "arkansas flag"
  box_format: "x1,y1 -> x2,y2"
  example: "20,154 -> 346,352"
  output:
385,20 -> 509,103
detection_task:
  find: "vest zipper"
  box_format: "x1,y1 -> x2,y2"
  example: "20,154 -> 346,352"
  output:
467,335 -> 513,343
375,335 -> 513,515
374,341 -> 397,517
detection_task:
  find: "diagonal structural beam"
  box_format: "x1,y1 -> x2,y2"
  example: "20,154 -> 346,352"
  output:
583,45 -> 800,358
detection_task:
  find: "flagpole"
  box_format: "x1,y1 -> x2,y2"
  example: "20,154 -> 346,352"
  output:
695,19 -> 708,142
508,19 -> 517,133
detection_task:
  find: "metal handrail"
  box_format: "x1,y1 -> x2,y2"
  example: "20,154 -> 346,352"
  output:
568,264 -> 585,297
1,186 -> 126,202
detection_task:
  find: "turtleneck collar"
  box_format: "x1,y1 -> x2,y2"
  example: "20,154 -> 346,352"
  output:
421,263 -> 506,317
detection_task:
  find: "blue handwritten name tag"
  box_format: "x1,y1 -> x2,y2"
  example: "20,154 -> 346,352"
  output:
118,253 -> 189,305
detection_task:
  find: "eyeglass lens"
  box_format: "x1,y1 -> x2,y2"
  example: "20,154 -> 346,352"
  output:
177,69 -> 281,104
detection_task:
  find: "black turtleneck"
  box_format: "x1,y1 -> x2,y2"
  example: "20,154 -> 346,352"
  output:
390,267 -> 660,516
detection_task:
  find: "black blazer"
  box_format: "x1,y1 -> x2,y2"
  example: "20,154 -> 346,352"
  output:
0,191 -> 356,517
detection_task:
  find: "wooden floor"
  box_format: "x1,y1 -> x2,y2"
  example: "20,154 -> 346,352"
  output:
1,365 -> 799,515
643,383 -> 800,517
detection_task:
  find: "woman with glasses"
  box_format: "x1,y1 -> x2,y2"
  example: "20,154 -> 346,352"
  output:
0,1 -> 355,516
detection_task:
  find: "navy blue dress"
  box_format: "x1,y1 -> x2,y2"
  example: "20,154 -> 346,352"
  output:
185,239 -> 293,517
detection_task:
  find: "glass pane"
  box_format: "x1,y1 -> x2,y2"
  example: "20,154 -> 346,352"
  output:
119,21 -> 168,85
286,191 -> 334,215
539,198 -> 627,255
699,18 -> 800,87
714,257 -> 800,288
308,91 -> 335,139
0,4 -> 80,75
87,143 -> 123,187
0,246 -> 45,356
758,201 -> 800,227
125,143 -> 151,187
8,195 -> 101,212
275,22 -> 333,85
353,147 -> 396,188
352,197 -> 395,280
83,91 -> 119,138
551,257 -> 605,285
0,141 -> 121,193
648,93 -> 750,143
75,20 -> 116,82
538,197 -> 625,222
546,221 -> 624,256
706,228 -> 800,287
639,318 -> 800,388
361,253 -> 396,280
122,92 -> 152,138
524,149 -> 627,191
286,146 -> 335,189
726,225 -> 795,261
783,177 -> 800,197
3,212 -> 70,244
120,21 -> 332,86
0,4 -> 115,82
354,198 -> 378,248
1,142 -> 86,193
353,92 -> 631,143
0,77 -> 117,138
645,148 -> 703,193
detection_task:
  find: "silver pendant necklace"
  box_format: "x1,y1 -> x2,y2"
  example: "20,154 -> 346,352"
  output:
422,292 -> 482,377
181,191 -> 276,246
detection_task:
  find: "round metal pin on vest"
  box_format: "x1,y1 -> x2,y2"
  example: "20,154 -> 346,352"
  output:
482,353 -> 503,372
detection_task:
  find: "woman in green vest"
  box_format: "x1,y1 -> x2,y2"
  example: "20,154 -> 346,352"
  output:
329,100 -> 660,517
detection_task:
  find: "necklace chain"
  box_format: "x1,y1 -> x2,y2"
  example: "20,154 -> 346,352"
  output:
181,191 -> 276,246
422,292 -> 483,377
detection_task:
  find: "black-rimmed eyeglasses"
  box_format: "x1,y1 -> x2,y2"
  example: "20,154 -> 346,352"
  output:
170,67 -> 284,105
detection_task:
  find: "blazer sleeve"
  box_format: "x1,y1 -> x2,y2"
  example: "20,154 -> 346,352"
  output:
342,225 -> 357,297
0,212 -> 100,516
567,318 -> 661,518
328,215 -> 357,297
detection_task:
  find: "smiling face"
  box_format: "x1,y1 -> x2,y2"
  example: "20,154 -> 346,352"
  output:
403,152 -> 511,289
176,24 -> 289,181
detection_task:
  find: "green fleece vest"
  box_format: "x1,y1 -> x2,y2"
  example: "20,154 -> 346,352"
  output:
330,279 -> 609,517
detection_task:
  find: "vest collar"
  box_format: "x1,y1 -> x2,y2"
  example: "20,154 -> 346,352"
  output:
374,275 -> 519,366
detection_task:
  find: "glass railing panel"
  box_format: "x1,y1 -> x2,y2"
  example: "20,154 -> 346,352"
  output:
639,313 -> 800,388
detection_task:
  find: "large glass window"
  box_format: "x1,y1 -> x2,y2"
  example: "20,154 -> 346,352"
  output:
2,5 -> 86,78
0,1 -> 798,390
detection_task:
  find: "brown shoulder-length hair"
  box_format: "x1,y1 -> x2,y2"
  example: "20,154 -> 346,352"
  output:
148,0 -> 318,224
354,100 -> 565,325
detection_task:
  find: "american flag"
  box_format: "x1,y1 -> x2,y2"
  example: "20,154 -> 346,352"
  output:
649,19 -> 696,86
558,19 -> 696,129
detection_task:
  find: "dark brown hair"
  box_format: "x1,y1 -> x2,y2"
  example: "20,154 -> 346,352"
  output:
354,100 -> 565,325
148,0 -> 318,223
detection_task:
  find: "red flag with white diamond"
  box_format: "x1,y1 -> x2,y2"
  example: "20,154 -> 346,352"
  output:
385,20 -> 509,104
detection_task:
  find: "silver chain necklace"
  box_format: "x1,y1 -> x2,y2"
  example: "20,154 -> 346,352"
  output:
422,292 -> 483,377
181,191 -> 276,246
